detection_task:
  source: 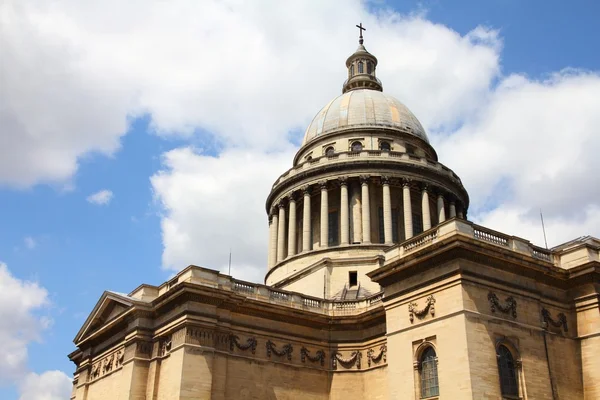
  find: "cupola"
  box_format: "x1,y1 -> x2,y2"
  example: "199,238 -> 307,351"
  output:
342,23 -> 383,93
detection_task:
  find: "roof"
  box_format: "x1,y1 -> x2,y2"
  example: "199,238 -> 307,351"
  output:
302,89 -> 428,145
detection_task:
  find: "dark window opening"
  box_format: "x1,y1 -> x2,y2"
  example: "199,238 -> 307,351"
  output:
406,144 -> 417,155
358,61 -> 364,73
497,345 -> 519,397
420,347 -> 439,398
367,61 -> 373,74
351,141 -> 363,152
380,141 -> 391,151
413,212 -> 423,235
325,146 -> 335,156
350,65 -> 354,77
349,271 -> 358,287
328,211 -> 339,246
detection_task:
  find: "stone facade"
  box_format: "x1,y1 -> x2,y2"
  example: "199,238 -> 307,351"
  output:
69,36 -> 599,399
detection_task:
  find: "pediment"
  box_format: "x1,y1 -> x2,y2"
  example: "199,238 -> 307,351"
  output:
74,291 -> 138,344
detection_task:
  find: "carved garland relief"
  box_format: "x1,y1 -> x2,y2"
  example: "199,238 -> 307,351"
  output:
408,295 -> 436,323
541,308 -> 568,332
332,351 -> 362,370
266,340 -> 293,361
488,292 -> 517,318
300,347 -> 325,366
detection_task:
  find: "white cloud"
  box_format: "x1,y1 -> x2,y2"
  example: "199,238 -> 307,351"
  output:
1,1 -> 499,188
24,237 -> 37,250
0,262 -> 71,396
18,371 -> 72,400
86,189 -> 113,206
151,147 -> 294,282
436,70 -> 600,247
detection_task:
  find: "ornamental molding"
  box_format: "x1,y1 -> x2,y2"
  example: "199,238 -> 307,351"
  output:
408,295 -> 436,323
229,334 -> 257,354
367,344 -> 387,366
541,308 -> 568,332
300,346 -> 325,366
332,350 -> 362,370
488,292 -> 517,318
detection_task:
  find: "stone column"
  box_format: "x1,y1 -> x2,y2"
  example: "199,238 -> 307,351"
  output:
287,194 -> 297,257
403,180 -> 413,239
382,176 -> 393,244
320,181 -> 329,248
340,178 -> 349,245
437,193 -> 446,223
457,202 -> 464,219
361,176 -> 371,244
449,201 -> 457,218
421,185 -> 431,231
302,187 -> 311,252
267,214 -> 274,268
271,210 -> 279,264
277,202 -> 286,262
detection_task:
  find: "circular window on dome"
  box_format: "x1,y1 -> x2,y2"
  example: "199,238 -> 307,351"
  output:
325,146 -> 335,156
351,141 -> 363,152
380,141 -> 391,151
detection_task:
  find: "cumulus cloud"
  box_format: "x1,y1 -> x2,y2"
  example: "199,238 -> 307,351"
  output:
151,147 -> 294,282
436,71 -> 600,246
0,263 -> 71,397
1,0 -> 499,188
86,189 -> 113,206
18,371 -> 72,400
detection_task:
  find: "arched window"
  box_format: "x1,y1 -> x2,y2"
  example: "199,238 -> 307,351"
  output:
497,345 -> 518,397
420,347 -> 439,398
358,61 -> 364,74
305,155 -> 312,161
325,146 -> 335,156
380,141 -> 391,151
351,141 -> 363,152
350,64 -> 354,77
367,61 -> 373,74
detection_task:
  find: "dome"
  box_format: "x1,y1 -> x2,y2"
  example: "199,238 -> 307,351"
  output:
302,89 -> 429,145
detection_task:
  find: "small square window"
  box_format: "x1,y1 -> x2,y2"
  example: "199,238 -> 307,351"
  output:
349,271 -> 358,287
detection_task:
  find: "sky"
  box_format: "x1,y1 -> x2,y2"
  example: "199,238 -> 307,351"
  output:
1,0 -> 599,398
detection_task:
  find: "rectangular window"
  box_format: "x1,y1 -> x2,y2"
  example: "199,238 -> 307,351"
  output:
328,211 -> 339,246
413,212 -> 423,235
349,271 -> 358,287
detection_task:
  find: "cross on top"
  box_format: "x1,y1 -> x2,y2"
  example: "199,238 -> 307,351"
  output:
356,22 -> 366,44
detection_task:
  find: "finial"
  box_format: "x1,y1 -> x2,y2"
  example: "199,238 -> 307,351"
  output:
356,23 -> 366,45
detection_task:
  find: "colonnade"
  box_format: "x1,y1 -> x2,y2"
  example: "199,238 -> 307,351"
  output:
267,176 -> 464,268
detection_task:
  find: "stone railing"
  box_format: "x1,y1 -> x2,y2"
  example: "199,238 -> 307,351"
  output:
163,267 -> 386,317
271,150 -> 462,188
384,218 -> 560,267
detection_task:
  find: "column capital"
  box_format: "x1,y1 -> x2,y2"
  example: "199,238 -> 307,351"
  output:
278,201 -> 286,209
301,185 -> 312,196
270,207 -> 278,217
381,175 -> 391,185
420,182 -> 430,192
287,192 -> 298,202
360,175 -> 371,185
402,178 -> 412,187
319,180 -> 328,190
338,176 -> 348,186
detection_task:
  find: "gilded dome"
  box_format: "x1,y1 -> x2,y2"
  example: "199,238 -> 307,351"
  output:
302,89 -> 428,145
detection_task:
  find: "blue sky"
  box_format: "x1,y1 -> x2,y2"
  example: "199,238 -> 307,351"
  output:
1,1 -> 599,399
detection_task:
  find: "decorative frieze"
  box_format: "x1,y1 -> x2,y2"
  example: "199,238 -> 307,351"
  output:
541,308 -> 568,332
229,334 -> 257,354
266,340 -> 293,360
332,351 -> 362,370
488,292 -> 517,318
367,344 -> 387,367
408,295 -> 436,323
300,346 -> 325,366
89,347 -> 124,382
